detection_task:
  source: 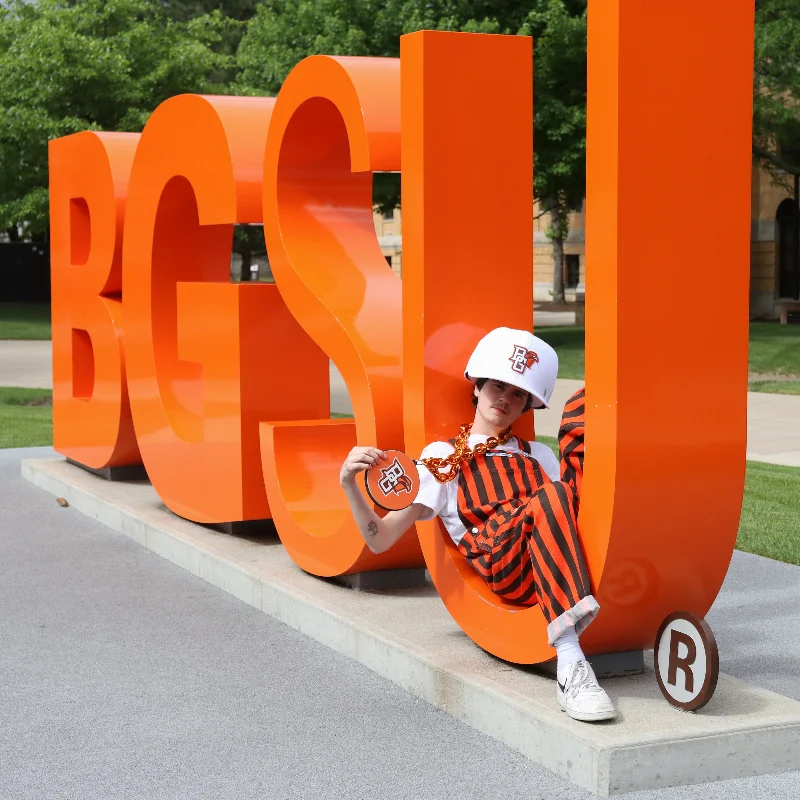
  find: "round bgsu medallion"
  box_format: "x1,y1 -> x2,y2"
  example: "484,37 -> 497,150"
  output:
654,611 -> 719,711
364,450 -> 421,511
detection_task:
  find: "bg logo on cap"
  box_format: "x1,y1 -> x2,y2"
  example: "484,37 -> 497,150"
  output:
509,345 -> 539,375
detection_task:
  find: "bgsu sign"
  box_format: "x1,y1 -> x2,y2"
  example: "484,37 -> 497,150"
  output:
48,3 -> 755,665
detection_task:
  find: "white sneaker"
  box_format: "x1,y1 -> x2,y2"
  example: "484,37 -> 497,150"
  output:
557,660 -> 618,722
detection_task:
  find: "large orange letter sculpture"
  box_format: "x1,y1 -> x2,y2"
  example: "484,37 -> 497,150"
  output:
121,95 -> 328,523
50,132 -> 141,469
259,55 -> 423,576
578,0 -> 754,656
400,4 -> 754,664
400,32 -> 542,662
49,0 -> 755,663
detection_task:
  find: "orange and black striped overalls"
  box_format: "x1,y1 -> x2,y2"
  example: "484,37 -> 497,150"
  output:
457,388 -> 591,628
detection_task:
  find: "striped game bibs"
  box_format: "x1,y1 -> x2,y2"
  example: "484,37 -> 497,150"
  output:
457,389 -> 592,626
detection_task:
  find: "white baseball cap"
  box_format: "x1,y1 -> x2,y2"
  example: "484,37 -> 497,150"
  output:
465,327 -> 559,409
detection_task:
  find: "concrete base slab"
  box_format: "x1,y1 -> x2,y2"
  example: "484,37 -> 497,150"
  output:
204,518 -> 278,537
22,458 -> 800,797
333,568 -> 428,591
537,649 -> 645,679
66,458 -> 149,482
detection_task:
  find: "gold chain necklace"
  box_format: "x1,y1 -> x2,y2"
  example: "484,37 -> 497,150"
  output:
417,423 -> 514,484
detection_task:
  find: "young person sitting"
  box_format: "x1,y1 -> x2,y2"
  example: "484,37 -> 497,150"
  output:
339,327 -> 617,722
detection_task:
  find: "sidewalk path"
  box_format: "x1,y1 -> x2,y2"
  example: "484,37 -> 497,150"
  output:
745,392 -> 800,467
530,380 -> 800,468
535,309 -> 576,326
3,340 -> 798,467
0,340 -> 52,389
2,446 -> 799,799
0,311 -> 571,390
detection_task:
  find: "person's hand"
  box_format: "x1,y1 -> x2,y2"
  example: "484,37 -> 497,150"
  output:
340,446 -> 387,487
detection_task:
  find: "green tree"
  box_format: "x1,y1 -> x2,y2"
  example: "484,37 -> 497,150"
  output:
235,0 -> 403,214
394,2 -> 587,302
753,0 -> 800,179
159,0 -> 259,83
232,225 -> 267,282
236,0 -> 401,95
519,3 -> 586,304
162,0 -> 259,23
236,1 -> 587,299
0,0 -> 231,238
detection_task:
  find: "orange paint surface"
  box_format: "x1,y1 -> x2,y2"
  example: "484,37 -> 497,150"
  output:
400,31 -> 547,662
401,11 -> 753,662
48,3 -> 754,663
49,132 -> 141,468
579,0 -> 755,655
260,55 -> 423,575
121,95 -> 328,523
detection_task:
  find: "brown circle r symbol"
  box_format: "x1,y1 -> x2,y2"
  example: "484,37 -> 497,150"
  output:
654,611 -> 719,711
667,629 -> 697,693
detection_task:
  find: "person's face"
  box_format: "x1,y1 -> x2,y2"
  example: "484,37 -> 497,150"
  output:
474,380 -> 530,430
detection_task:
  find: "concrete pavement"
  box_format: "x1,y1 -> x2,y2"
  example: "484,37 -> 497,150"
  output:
536,310 -> 577,326
5,446 -> 800,798
517,378 -> 800,467
0,312 -> 570,391
0,340 -> 52,389
745,391 -> 800,467
3,339 -> 799,467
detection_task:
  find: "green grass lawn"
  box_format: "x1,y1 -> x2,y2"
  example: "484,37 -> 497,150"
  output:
748,380 -> 800,395
0,403 -> 354,448
0,387 -> 53,448
748,321 -> 800,375
737,461 -> 800,566
538,326 -> 585,380
541,322 -> 800,390
0,303 -> 52,339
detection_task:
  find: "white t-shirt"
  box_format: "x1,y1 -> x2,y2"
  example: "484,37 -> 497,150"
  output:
414,435 -> 560,545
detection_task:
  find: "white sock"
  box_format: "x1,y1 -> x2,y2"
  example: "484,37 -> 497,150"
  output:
554,628 -> 585,682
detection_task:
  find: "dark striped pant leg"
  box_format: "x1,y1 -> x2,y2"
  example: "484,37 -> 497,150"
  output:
518,481 -> 592,625
458,509 -> 540,606
458,482 -> 594,621
558,387 -> 585,504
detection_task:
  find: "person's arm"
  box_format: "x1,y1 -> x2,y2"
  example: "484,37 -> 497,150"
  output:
339,447 -> 427,554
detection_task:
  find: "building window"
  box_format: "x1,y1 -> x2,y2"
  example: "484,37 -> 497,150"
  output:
565,255 -> 580,289
383,208 -> 394,221
777,198 -> 800,300
384,255 -> 393,268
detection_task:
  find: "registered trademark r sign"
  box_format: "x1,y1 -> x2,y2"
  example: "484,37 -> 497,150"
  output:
654,611 -> 719,711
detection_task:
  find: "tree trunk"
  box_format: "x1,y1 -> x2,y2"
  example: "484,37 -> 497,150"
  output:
547,195 -> 566,304
239,247 -> 253,281
551,232 -> 566,304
